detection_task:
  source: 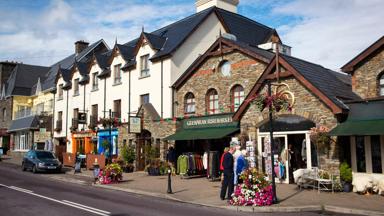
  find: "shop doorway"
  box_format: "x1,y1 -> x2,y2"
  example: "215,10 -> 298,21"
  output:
136,130 -> 152,171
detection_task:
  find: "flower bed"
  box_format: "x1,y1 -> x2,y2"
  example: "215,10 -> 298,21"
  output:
98,163 -> 123,184
230,168 -> 273,206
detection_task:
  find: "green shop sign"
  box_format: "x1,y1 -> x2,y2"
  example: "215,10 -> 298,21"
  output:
183,114 -> 238,129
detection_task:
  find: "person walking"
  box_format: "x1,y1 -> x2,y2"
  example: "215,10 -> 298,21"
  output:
220,147 -> 234,201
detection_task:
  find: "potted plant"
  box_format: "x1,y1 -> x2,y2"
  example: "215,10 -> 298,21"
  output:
121,144 -> 136,173
340,162 -> 353,192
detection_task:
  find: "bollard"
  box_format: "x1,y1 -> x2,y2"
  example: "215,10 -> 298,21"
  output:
167,169 -> 173,194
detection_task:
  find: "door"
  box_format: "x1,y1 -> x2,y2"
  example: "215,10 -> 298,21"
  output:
258,134 -> 289,184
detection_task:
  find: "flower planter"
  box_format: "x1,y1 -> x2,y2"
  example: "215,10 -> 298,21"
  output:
343,182 -> 352,192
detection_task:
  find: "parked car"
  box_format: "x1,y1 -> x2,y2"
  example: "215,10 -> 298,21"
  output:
22,150 -> 62,173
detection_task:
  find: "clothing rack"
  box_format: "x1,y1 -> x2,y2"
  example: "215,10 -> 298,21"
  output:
177,152 -> 205,179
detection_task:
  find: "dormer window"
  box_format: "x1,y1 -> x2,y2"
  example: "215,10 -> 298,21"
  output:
379,74 -> 384,96
73,78 -> 79,96
92,72 -> 99,90
114,64 -> 122,85
58,84 -> 63,100
140,54 -> 150,78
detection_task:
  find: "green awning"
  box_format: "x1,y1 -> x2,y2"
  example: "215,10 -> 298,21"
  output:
165,127 -> 239,141
329,119 -> 384,136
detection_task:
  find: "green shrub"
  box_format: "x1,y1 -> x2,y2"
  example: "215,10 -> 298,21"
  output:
121,145 -> 135,164
340,162 -> 352,183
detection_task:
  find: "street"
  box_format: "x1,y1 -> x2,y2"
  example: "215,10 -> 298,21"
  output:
0,163 -> 345,216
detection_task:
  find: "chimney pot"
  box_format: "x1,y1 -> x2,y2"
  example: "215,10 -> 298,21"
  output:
75,40 -> 89,55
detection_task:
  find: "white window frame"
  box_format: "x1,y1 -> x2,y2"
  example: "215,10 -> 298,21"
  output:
92,72 -> 99,90
140,54 -> 150,78
114,64 -> 122,84
73,78 -> 80,96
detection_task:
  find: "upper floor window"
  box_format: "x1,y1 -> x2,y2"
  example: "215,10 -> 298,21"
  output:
73,78 -> 79,96
231,85 -> 244,112
58,84 -> 63,100
140,54 -> 150,78
92,72 -> 99,90
219,60 -> 231,77
206,89 -> 219,115
140,94 -> 150,105
114,64 -> 122,84
114,99 -> 121,118
184,92 -> 195,114
379,73 -> 384,96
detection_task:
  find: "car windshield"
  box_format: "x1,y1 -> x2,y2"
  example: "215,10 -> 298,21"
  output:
35,151 -> 55,159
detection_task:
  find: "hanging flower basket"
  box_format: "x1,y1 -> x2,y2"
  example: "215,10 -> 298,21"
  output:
230,168 -> 273,206
251,92 -> 292,113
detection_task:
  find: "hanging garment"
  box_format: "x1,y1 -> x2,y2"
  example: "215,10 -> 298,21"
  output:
203,152 -> 208,170
279,161 -> 285,180
177,155 -> 189,175
301,139 -> 307,161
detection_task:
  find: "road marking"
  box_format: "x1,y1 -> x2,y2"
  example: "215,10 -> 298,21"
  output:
62,200 -> 111,214
2,184 -> 110,216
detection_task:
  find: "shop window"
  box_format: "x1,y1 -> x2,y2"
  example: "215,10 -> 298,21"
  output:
184,92 -> 195,114
379,73 -> 384,96
206,89 -> 219,115
114,64 -> 122,84
140,54 -> 150,78
73,78 -> 79,96
355,136 -> 366,172
231,85 -> 244,111
15,132 -> 29,151
219,60 -> 231,77
371,135 -> 382,173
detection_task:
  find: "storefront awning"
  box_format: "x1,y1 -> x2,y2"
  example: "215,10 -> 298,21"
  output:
8,115 -> 39,132
329,119 -> 384,136
165,127 -> 239,141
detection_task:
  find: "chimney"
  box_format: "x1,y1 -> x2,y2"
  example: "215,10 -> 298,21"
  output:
75,40 -> 89,55
196,0 -> 239,13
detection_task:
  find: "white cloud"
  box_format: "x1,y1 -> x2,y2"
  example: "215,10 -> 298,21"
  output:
273,0 -> 384,70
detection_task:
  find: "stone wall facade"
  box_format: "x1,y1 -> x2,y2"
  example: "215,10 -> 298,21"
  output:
240,77 -> 340,175
0,97 -> 12,129
352,48 -> 384,99
176,51 -> 268,116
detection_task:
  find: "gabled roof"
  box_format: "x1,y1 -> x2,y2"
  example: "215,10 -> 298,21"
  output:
233,53 -> 361,120
341,35 -> 384,73
42,39 -> 109,91
115,44 -> 135,62
5,64 -> 50,97
123,6 -> 276,61
173,37 -> 274,89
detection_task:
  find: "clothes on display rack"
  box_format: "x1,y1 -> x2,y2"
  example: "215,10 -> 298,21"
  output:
177,153 -> 204,176
274,161 -> 286,180
207,151 -> 220,179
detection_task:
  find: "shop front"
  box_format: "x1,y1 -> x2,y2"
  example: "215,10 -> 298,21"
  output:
71,131 -> 97,154
97,129 -> 118,158
165,114 -> 240,179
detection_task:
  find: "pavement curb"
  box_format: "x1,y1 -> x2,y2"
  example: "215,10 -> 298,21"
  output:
324,205 -> 384,216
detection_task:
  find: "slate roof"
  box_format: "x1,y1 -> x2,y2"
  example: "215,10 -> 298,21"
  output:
116,44 -> 135,62
281,54 -> 361,109
95,51 -> 112,69
344,99 -> 384,121
41,39 -> 108,91
143,32 -> 167,50
8,115 -> 39,132
123,6 -> 275,61
5,64 -> 50,97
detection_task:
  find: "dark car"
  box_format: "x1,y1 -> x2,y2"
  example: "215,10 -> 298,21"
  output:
22,150 -> 62,173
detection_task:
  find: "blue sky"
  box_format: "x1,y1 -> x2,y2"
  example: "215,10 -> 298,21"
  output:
0,0 -> 383,70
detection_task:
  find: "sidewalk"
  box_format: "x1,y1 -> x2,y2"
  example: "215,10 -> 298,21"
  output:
2,155 -> 384,215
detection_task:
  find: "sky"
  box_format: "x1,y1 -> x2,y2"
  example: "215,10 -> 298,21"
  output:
0,0 -> 383,71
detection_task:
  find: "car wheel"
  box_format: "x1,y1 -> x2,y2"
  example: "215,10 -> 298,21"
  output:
32,165 -> 37,174
21,163 -> 26,171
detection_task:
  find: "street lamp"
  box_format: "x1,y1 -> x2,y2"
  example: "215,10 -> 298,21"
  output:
167,168 -> 173,194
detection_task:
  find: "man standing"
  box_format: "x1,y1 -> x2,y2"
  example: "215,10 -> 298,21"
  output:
220,147 -> 234,200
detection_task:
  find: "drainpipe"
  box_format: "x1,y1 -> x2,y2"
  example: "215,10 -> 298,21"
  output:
65,90 -> 69,143
103,78 -> 106,118
171,87 -> 174,118
83,84 -> 86,130
161,60 -> 163,118
52,92 -> 55,142
128,69 -> 131,133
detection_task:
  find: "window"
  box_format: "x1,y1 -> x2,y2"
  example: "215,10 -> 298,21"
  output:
73,78 -> 79,96
231,85 -> 244,111
356,136 -> 366,172
2,108 -> 6,121
219,60 -> 231,77
113,100 -> 121,118
35,103 -> 44,115
16,106 -> 31,119
371,135 -> 382,173
206,89 -> 219,114
58,111 -> 63,121
73,108 -> 79,119
184,92 -> 195,114
92,72 -> 99,90
140,94 -> 150,105
15,132 -> 29,151
379,74 -> 384,96
58,84 -> 63,100
114,64 -> 122,84
140,54 -> 150,77
92,104 -> 98,121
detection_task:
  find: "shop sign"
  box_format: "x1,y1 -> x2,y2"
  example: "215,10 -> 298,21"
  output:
73,132 -> 94,138
129,117 -> 141,133
183,114 -> 238,129
78,113 -> 87,124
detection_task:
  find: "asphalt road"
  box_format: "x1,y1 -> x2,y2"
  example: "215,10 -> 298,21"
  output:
0,162 -> 346,216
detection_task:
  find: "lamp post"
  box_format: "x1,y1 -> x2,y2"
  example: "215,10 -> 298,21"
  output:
267,80 -> 278,204
167,168 -> 173,194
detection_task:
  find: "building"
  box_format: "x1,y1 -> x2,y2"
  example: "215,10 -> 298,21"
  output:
53,0 -> 290,169
330,35 -> 384,181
